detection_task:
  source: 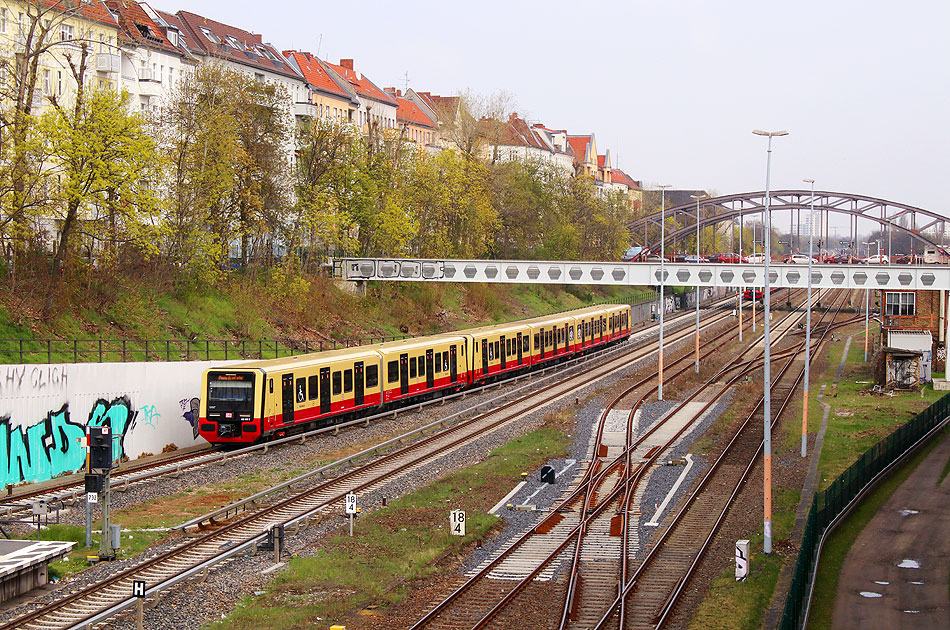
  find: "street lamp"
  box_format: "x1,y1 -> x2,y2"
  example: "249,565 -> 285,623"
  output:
752,128 -> 788,555
691,193 -> 706,374
801,178 -> 815,458
862,240 -> 875,362
658,184 -> 671,401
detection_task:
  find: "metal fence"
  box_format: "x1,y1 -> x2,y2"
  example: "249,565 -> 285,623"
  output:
779,393 -> 950,630
0,335 -> 410,364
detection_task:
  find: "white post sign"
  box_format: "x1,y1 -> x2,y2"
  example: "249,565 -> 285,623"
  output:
86,492 -> 98,504
736,539 -> 750,581
345,493 -> 358,514
450,509 -> 466,537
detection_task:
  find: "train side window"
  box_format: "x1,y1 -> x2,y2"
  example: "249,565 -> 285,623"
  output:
533,333 -> 539,348
366,365 -> 379,388
419,357 -> 425,376
488,343 -> 494,360
344,369 -> 353,393
569,326 -> 574,341
269,378 -> 273,393
388,360 -> 399,383
332,371 -> 342,395
296,377 -> 306,403
443,353 -> 449,371
523,337 -> 529,352
308,375 -> 318,400
410,359 -> 417,379
494,341 -> 499,358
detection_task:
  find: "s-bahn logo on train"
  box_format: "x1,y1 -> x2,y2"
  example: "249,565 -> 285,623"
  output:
197,304 -> 634,446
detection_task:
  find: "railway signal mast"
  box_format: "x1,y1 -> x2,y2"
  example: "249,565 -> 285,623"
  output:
753,128 -> 788,555
691,193 -> 706,373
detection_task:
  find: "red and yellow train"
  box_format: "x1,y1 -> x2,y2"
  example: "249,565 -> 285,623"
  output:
199,304 -> 632,445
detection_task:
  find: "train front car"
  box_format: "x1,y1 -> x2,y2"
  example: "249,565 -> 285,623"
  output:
199,368 -> 264,444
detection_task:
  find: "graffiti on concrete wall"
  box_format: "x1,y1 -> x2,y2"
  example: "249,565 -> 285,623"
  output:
0,396 -> 138,487
0,365 -> 68,396
180,397 -> 200,440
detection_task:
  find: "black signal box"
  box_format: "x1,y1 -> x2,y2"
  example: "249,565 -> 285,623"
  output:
85,473 -> 104,493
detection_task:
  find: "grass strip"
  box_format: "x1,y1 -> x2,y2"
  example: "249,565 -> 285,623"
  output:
208,426 -> 570,630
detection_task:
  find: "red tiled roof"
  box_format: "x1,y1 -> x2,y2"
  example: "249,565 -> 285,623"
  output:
567,136 -> 592,163
105,1 -> 178,56
498,113 -> 547,149
598,154 -> 609,169
154,9 -> 199,56
415,92 -> 460,120
321,59 -> 396,106
611,169 -> 641,189
284,51 -> 353,101
395,96 -> 436,128
175,10 -> 300,80
39,0 -> 118,27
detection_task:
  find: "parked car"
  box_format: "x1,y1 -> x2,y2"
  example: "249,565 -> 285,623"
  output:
784,254 -> 812,264
745,253 -> 766,264
715,253 -> 743,263
861,254 -> 889,264
684,254 -> 709,263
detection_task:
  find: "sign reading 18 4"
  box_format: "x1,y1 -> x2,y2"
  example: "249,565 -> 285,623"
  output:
450,509 -> 465,537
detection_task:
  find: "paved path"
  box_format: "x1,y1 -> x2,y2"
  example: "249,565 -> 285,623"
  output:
831,429 -> 950,629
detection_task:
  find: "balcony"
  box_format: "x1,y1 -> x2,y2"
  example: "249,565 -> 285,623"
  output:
294,101 -> 318,119
95,53 -> 120,74
137,67 -> 161,82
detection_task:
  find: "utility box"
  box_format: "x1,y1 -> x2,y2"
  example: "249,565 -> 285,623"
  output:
736,539 -> 750,581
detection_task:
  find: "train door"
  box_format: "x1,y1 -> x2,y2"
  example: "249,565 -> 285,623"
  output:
601,317 -> 605,342
281,374 -> 294,424
517,332 -> 523,365
539,328 -> 545,359
481,339 -> 489,376
354,362 -> 364,407
500,335 -> 507,370
426,349 -> 434,388
450,346 -> 458,383
400,354 -> 409,395
320,368 -> 330,414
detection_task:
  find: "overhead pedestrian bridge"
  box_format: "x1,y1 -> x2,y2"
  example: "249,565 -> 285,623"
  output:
342,259 -> 950,291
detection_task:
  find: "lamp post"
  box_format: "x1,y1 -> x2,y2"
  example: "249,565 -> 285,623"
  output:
658,184 -> 671,401
753,128 -> 788,555
801,178 -> 815,458
691,193 -> 706,374
862,240 -> 874,362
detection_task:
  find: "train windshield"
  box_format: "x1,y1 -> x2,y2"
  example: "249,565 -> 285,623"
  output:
209,381 -> 253,403
207,372 -> 256,411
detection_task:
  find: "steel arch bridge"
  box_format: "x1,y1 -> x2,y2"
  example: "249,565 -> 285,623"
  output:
627,190 -> 950,254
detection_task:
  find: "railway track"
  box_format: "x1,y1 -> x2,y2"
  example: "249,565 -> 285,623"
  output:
406,290 -> 812,629
0,295 -> 737,524
0,295 -> 743,630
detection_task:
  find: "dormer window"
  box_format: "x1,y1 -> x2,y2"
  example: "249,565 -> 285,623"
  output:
226,35 -> 242,50
199,27 -> 220,44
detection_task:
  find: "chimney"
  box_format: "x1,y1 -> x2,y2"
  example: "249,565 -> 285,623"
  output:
384,87 -> 395,93
340,59 -> 354,70
396,89 -> 402,97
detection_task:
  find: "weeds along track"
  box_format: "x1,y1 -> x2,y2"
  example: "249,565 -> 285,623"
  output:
406,289 -> 819,630
0,296 -> 736,524
0,297 -> 741,630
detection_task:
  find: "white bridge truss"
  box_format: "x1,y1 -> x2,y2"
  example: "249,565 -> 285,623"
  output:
343,258 -> 950,291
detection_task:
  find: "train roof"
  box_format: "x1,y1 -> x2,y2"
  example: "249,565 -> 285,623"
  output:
376,333 -> 468,354
212,344 -> 385,371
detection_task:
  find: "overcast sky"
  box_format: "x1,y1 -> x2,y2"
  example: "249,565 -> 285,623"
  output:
168,0 -> 948,223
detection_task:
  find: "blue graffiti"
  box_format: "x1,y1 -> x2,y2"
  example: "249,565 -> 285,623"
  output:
0,396 -> 139,487
180,397 -> 200,440
0,405 -> 86,486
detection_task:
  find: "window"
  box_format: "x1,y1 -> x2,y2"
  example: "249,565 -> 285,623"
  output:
308,375 -> 318,400
59,24 -> 73,42
494,341 -> 499,358
387,360 -> 399,383
569,326 -> 574,341
434,352 -> 442,373
343,369 -> 353,393
885,292 -> 915,316
269,378 -> 273,393
200,27 -> 220,44
43,69 -> 50,94
488,343 -> 493,360
523,337 -> 529,352
57,70 -> 62,96
366,365 -> 378,388
418,357 -> 425,376
410,359 -> 417,379
168,66 -> 174,87
255,72 -> 264,82
443,353 -> 449,371
295,377 -> 306,403
332,371 -> 342,395
1,9 -> 7,34
534,333 -> 539,348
